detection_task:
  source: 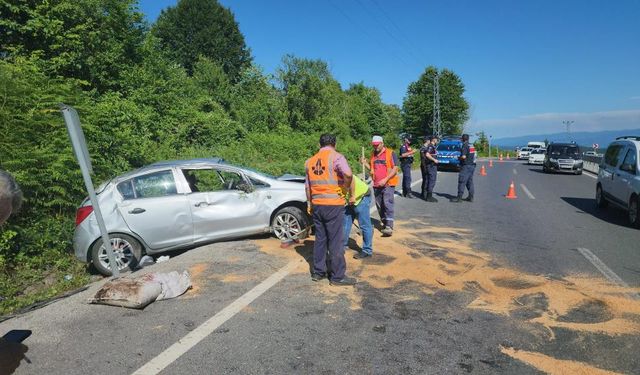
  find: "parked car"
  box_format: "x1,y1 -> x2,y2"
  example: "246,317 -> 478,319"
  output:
436,137 -> 463,170
518,147 -> 533,160
596,136 -> 640,227
527,141 -> 546,150
543,142 -> 583,174
74,158 -> 310,275
528,149 -> 546,165
584,151 -> 598,156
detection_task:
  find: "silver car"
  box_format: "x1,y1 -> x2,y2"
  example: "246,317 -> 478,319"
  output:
73,158 -> 310,275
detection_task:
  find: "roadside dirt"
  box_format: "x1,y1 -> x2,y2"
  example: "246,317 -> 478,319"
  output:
254,218 -> 640,373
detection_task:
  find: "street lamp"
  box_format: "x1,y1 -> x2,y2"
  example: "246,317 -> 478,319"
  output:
563,120 -> 574,141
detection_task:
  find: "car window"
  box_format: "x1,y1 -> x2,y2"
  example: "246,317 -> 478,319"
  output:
132,170 -> 177,199
549,145 -> 579,157
603,145 -> 624,167
437,143 -> 461,151
620,148 -> 637,173
117,180 -> 136,200
182,169 -> 245,192
249,177 -> 270,188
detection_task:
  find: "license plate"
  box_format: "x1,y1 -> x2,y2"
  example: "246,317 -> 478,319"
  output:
440,160 -> 449,164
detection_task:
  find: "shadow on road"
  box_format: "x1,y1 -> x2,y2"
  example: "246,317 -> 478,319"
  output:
434,192 -> 457,200
561,197 -> 631,228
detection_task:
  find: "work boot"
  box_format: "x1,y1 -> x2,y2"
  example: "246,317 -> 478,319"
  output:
381,227 -> 393,237
463,195 -> 474,202
450,195 -> 463,203
426,193 -> 438,202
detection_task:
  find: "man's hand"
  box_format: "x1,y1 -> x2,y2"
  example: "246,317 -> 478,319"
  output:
306,203 -> 312,216
348,196 -> 356,205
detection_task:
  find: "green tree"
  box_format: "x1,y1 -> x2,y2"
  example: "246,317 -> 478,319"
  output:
276,55 -> 345,135
151,0 -> 251,80
402,66 -> 469,137
0,0 -> 146,92
474,131 -> 489,154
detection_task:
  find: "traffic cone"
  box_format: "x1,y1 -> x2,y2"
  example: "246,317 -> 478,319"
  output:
505,181 -> 518,199
489,159 -> 494,167
499,154 -> 504,162
480,165 -> 487,176
506,152 -> 510,160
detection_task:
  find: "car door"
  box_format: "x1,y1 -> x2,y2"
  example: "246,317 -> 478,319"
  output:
181,167 -> 264,242
600,144 -> 625,200
612,146 -> 638,205
116,169 -> 193,250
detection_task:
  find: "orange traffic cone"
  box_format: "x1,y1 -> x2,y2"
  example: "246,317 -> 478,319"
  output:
480,165 -> 487,176
489,159 -> 494,167
499,154 -> 504,162
505,181 -> 518,199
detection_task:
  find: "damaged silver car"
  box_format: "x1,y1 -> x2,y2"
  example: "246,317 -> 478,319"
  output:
73,158 -> 310,275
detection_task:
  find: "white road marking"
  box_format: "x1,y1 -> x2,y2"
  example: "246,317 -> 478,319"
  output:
576,247 -> 639,300
131,259 -> 304,375
583,171 -> 597,179
513,168 -> 518,175
520,184 -> 535,199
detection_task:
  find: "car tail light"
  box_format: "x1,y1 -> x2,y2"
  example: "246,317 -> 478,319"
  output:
75,206 -> 94,226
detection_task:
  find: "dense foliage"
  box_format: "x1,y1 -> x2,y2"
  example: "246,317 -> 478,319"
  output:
0,0 -> 468,314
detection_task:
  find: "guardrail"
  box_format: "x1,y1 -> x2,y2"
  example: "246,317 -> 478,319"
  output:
582,155 -> 603,174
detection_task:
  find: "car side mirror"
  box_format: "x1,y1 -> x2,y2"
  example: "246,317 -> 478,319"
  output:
237,183 -> 254,193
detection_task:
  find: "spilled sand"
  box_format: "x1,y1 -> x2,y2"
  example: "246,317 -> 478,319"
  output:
253,218 -> 640,373
501,346 -> 623,375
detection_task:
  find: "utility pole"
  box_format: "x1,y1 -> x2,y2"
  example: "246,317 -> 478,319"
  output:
432,71 -> 441,137
563,120 -> 574,141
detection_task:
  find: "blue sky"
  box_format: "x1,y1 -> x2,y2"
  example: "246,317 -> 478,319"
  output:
138,0 -> 640,139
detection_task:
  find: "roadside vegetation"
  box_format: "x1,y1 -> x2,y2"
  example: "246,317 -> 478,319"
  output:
0,0 -> 470,314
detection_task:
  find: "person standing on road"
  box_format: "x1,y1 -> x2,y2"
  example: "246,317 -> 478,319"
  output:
305,134 -> 357,286
343,174 -> 374,259
451,134 -> 476,203
0,170 -> 22,225
399,135 -> 416,198
362,135 -> 399,237
421,135 -> 439,202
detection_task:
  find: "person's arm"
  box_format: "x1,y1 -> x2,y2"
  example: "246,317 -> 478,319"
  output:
426,148 -> 438,163
360,156 -> 371,170
304,167 -> 312,214
400,146 -> 416,158
460,145 -> 468,160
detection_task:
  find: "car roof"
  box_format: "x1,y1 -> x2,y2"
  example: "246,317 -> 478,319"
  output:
114,158 -> 226,182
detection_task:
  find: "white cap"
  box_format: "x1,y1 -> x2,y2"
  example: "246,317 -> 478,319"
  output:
371,135 -> 383,144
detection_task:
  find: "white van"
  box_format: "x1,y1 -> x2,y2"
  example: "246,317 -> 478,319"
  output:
528,141 -> 546,150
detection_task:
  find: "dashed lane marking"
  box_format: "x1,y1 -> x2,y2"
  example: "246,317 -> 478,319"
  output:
131,259 -> 304,375
576,247 -> 640,300
520,184 -> 535,199
513,168 -> 518,175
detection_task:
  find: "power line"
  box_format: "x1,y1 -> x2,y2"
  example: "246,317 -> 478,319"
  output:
327,0 -> 413,69
354,0 -> 422,68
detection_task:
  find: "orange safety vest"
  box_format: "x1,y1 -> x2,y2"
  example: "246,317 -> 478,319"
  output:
306,148 -> 345,206
370,148 -> 399,187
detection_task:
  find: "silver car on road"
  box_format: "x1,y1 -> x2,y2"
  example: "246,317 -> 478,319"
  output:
74,158 -> 310,275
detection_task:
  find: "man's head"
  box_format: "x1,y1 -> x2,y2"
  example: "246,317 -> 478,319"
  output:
371,135 -> 384,153
0,170 -> 22,225
461,134 -> 470,142
403,135 -> 412,144
430,135 -> 439,145
319,133 -> 337,148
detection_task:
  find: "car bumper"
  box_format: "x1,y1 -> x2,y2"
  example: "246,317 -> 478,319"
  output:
528,159 -> 544,165
547,162 -> 583,172
73,223 -> 97,263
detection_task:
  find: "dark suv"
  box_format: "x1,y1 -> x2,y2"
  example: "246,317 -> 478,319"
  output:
543,142 -> 583,175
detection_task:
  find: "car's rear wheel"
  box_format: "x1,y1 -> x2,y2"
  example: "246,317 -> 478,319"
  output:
629,196 -> 640,228
595,184 -> 608,209
272,206 -> 306,241
91,233 -> 142,276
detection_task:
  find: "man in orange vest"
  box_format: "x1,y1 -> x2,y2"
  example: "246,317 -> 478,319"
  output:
362,135 -> 399,236
305,134 -> 356,286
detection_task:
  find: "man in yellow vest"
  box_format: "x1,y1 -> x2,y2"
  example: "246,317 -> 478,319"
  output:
305,134 -> 356,286
362,135 -> 399,236
343,174 -> 374,259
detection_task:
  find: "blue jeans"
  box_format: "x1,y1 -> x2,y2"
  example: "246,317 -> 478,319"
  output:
343,194 -> 373,255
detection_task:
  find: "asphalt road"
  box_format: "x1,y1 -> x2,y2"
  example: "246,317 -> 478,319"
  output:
1,160 -> 638,375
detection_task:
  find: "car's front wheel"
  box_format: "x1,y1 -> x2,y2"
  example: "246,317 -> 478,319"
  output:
272,206 -> 307,241
629,196 -> 640,228
91,233 -> 143,276
595,184 -> 608,209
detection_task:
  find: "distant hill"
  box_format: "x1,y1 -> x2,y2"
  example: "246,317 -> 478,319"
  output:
492,129 -> 640,149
